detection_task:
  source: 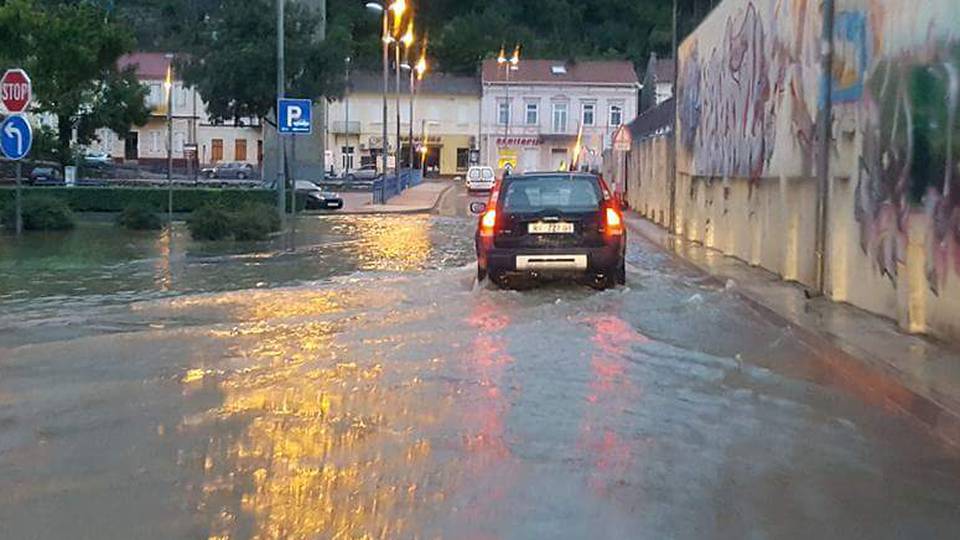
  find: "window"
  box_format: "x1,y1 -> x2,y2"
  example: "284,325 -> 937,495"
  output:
456,148 -> 470,170
582,103 -> 595,126
609,104 -> 624,127
235,139 -> 247,162
148,83 -> 162,107
525,102 -> 539,125
457,104 -> 470,125
211,138 -> 223,162
552,103 -> 568,133
497,99 -> 510,125
177,86 -> 188,108
502,175 -> 601,213
173,132 -> 185,154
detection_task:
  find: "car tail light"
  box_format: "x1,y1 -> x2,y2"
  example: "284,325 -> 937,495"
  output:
480,209 -> 497,237
605,207 -> 623,235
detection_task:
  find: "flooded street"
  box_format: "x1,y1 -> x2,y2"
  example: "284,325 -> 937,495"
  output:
2,187 -> 960,539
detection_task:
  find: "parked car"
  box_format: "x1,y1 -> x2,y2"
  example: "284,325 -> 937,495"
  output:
295,180 -> 344,210
344,164 -> 381,183
201,162 -> 255,180
465,165 -> 496,192
28,167 -> 64,186
472,172 -> 626,289
82,152 -> 113,165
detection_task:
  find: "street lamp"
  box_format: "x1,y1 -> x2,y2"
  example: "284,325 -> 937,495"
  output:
394,19 -> 414,181
365,1 -> 392,201
163,57 -> 174,225
497,43 -> 520,168
409,46 -> 427,169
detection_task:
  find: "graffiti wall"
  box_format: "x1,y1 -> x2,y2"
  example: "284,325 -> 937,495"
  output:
677,0 -> 820,180
676,0 -> 960,337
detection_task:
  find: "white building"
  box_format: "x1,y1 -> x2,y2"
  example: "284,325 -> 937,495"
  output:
480,59 -> 640,174
325,72 -> 481,177
639,53 -> 675,112
89,53 -> 263,170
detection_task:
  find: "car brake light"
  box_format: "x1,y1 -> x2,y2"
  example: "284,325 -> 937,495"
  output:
480,209 -> 497,236
605,207 -> 623,235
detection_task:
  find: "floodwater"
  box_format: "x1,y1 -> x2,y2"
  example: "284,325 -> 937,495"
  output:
2,196 -> 960,539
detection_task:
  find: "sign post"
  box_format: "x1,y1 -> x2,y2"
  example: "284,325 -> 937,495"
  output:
2,69 -> 33,236
1,114 -> 33,237
277,98 -> 313,250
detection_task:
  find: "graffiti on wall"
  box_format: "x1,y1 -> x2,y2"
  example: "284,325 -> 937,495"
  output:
679,0 -> 960,292
856,41 -> 960,293
678,0 -> 818,180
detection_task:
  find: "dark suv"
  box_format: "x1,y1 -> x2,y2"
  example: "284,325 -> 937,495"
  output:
474,172 -> 626,289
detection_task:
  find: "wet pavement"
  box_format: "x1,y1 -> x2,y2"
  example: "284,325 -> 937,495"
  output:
2,185 -> 960,539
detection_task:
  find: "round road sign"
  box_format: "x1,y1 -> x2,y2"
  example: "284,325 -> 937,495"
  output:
0,115 -> 33,161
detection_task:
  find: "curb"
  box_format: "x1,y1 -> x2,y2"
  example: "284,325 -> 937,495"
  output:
625,215 -> 960,449
301,183 -> 455,216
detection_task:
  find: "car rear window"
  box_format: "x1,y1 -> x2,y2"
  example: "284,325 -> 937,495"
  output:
482,168 -> 494,180
468,169 -> 480,180
501,175 -> 601,213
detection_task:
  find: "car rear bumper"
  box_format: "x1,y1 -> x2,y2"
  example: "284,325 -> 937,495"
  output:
481,240 -> 623,275
466,182 -> 494,191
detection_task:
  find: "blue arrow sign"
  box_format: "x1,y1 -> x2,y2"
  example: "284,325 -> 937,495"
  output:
0,115 -> 32,160
277,98 -> 313,135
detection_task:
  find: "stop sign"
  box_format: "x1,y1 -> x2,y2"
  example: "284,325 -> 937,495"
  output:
1,69 -> 32,113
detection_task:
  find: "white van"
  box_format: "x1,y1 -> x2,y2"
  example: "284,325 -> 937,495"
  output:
465,166 -> 496,192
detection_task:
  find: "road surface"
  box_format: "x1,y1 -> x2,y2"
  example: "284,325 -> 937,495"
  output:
1,181 -> 960,539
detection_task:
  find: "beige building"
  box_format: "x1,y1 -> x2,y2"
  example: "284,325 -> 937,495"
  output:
481,59 -> 641,174
326,72 -> 481,177
90,53 -> 263,171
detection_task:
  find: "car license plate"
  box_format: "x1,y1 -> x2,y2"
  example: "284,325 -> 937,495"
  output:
528,222 -> 574,234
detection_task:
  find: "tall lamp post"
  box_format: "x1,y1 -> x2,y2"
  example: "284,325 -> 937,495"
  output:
164,58 -> 174,225
397,20 -> 413,180
496,44 -> 520,170
410,49 -> 427,169
366,0 -> 406,202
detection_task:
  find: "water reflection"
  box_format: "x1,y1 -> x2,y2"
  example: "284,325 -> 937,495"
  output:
578,314 -> 648,495
182,288 -> 450,539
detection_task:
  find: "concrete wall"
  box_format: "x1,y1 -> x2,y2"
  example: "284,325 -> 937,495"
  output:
630,0 -> 960,343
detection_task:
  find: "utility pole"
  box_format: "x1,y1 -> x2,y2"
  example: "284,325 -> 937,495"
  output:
669,0 -> 679,233
166,59 -> 174,225
345,56 -> 351,172
815,0 -> 836,296
317,0 -> 327,178
408,58 -> 416,170
381,10 -> 389,202
395,41 -> 402,182
276,0 -> 287,226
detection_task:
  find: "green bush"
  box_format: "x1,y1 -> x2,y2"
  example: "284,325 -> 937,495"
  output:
231,203 -> 282,241
1,196 -> 76,231
0,186 -> 275,213
187,204 -> 233,241
116,203 -> 163,230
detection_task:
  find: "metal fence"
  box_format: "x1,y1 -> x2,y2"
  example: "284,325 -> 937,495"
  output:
372,168 -> 423,204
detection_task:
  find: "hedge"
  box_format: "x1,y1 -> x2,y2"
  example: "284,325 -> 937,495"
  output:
0,186 -> 276,213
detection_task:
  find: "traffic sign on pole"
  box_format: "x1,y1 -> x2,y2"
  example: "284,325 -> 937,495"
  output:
1,69 -> 32,113
277,98 -> 313,134
0,115 -> 33,160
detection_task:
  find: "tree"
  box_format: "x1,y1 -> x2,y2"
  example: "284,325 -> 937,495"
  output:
180,0 -> 349,126
0,0 -> 150,163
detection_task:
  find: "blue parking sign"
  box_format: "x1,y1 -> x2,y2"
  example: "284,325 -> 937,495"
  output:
0,115 -> 32,160
278,98 -> 313,135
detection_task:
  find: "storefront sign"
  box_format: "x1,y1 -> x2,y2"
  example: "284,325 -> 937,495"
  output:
496,136 -> 543,147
